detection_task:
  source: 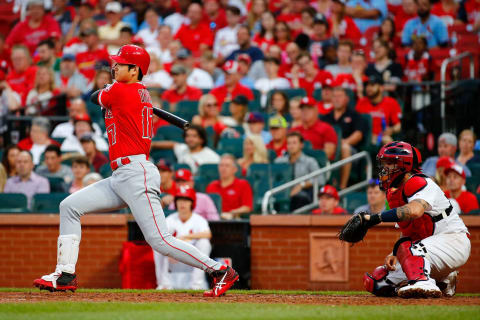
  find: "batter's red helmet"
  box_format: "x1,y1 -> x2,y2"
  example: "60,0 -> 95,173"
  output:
376,141 -> 422,190
110,44 -> 150,76
174,186 -> 196,210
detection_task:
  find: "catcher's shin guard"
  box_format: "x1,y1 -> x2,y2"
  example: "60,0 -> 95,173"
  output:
394,238 -> 428,282
364,265 -> 397,297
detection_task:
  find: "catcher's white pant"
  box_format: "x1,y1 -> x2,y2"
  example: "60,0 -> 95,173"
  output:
57,155 -> 222,275
380,232 -> 471,286
154,238 -> 211,290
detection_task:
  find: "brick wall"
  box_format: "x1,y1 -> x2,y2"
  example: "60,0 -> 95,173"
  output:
251,215 -> 480,293
0,214 -> 128,288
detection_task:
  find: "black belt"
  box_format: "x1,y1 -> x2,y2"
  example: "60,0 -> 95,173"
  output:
432,205 -> 453,223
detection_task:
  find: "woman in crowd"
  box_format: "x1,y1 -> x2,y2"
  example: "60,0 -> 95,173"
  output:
142,52 -> 173,89
192,94 -> 227,145
237,134 -> 268,176
377,17 -> 401,52
25,66 -> 61,115
269,90 -> 290,119
247,0 -> 268,33
365,39 -> 403,93
252,11 -> 276,52
289,96 -> 303,128
0,145 -> 20,192
457,129 -> 480,166
273,21 -> 292,53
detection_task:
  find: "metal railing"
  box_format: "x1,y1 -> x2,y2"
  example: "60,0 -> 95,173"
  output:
261,151 -> 372,215
440,52 -> 475,132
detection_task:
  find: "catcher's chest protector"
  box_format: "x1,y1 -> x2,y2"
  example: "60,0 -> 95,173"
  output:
387,175 -> 434,241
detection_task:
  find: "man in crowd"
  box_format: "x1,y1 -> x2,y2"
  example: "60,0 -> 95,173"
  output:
266,116 -> 288,158
254,57 -> 291,107
354,179 -> 386,214
174,3 -> 214,57
444,164 -> 479,214
79,133 -> 108,172
291,97 -> 337,161
161,64 -> 203,106
168,168 -> 220,221
213,6 -> 241,61
225,25 -> 264,63
422,133 -> 471,178
55,54 -> 89,100
98,1 -> 128,54
174,48 -> 214,90
154,186 -> 212,290
68,156 -> 90,194
402,0 -> 449,48
61,113 -> 108,154
323,87 -> 364,189
291,53 -> 334,97
7,45 -> 37,104
75,26 -> 110,83
36,144 -> 73,186
51,98 -> 102,138
4,150 -> 50,209
312,185 -> 348,215
346,0 -> 388,33
36,39 -> 61,72
152,125 -> 220,174
275,132 -> 324,211
17,117 -> 59,165
210,61 -> 254,107
355,75 -> 402,145
206,154 -> 253,220
325,40 -> 354,78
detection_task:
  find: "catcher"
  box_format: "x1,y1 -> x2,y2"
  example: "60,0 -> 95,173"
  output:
339,141 -> 471,298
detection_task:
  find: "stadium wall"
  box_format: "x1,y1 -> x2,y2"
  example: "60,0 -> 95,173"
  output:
250,215 -> 480,293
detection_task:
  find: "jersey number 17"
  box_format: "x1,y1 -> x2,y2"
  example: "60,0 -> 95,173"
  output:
142,106 -> 154,140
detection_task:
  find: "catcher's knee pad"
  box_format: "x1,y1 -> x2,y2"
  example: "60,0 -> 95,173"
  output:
364,265 -> 397,297
394,238 -> 428,282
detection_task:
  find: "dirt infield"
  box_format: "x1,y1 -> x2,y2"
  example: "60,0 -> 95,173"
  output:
0,291 -> 479,305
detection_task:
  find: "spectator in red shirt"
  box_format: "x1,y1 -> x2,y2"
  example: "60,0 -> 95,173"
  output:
206,154 -> 253,219
175,3 -> 214,57
252,12 -> 276,53
377,17 -> 402,51
291,97 -> 337,160
463,0 -> 480,31
157,159 -> 177,208
404,36 -> 433,82
355,75 -> 402,145
291,52 -> 334,98
6,0 -> 61,54
312,185 -> 348,215
75,27 -> 110,82
431,0 -> 461,26
210,61 -> 254,107
316,79 -> 334,115
161,64 -> 203,106
279,42 -> 301,79
330,0 -> 361,40
273,21 -> 292,53
79,133 -> 108,173
17,116 -> 60,165
203,0 -> 227,34
394,0 -> 418,34
444,164 -> 480,214
7,45 -> 37,105
276,0 -> 306,32
266,115 -> 288,157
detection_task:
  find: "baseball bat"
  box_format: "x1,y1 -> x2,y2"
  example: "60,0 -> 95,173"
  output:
153,106 -> 190,130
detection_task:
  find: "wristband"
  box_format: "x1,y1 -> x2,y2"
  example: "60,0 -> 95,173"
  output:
366,213 -> 381,228
380,208 -> 399,222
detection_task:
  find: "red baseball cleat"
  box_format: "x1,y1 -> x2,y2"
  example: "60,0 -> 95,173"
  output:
33,270 -> 78,292
203,266 -> 239,297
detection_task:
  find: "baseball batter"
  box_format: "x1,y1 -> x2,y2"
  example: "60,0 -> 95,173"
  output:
33,45 -> 239,297
351,142 -> 470,298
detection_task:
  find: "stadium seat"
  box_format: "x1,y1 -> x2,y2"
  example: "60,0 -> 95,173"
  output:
205,126 -> 217,148
267,149 -> 277,163
32,193 -> 69,213
194,175 -> 207,193
217,137 -> 243,158
0,193 -> 29,213
207,193 -> 222,214
154,125 -> 184,142
313,88 -> 322,101
99,163 -> 113,178
48,176 -> 67,193
150,149 -> 177,164
176,100 -> 199,122
173,163 -> 191,171
466,163 -> 480,192
303,149 -> 327,167
341,192 -> 367,214
269,88 -> 307,99
198,164 -> 219,185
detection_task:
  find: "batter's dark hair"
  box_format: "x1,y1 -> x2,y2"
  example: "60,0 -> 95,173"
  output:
184,125 -> 208,148
127,65 -> 143,81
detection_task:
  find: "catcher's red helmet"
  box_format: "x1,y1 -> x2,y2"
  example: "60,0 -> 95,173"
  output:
110,44 -> 150,76
174,185 -> 196,210
376,141 -> 422,190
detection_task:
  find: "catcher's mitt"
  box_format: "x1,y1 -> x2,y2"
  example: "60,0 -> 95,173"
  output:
338,212 -> 371,243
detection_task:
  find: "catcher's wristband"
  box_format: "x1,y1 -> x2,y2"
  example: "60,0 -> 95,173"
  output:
380,208 -> 399,222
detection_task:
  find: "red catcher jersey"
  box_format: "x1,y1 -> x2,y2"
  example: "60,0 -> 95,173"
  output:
98,82 -> 154,161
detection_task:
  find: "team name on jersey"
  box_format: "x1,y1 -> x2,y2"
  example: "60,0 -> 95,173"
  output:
138,89 -> 152,104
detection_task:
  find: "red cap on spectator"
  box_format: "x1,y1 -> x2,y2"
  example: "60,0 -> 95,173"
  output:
175,168 -> 193,181
319,185 -> 339,200
73,113 -> 92,123
444,163 -> 466,179
299,96 -> 317,108
223,60 -> 239,74
436,156 -> 455,169
237,53 -> 252,65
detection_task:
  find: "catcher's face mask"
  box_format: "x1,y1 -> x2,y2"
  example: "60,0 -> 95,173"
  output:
378,159 -> 403,190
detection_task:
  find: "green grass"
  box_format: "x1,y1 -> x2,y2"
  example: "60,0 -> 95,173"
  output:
0,303 -> 478,320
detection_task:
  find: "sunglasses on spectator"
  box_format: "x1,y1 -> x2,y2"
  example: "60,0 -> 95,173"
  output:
205,103 -> 218,107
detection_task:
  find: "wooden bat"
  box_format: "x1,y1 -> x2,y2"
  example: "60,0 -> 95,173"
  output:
153,107 -> 190,130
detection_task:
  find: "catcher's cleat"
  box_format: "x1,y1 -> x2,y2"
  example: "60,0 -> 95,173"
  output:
34,270 -> 78,292
397,280 -> 442,298
438,271 -> 458,297
203,266 -> 239,297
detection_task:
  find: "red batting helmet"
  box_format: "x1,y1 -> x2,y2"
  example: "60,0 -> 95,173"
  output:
174,185 -> 196,210
110,44 -> 150,76
376,141 -> 422,190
